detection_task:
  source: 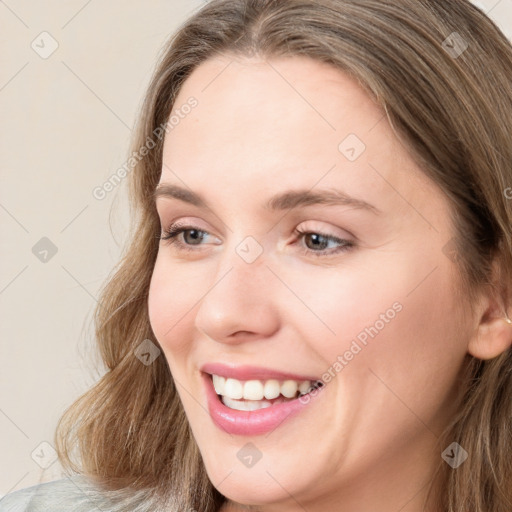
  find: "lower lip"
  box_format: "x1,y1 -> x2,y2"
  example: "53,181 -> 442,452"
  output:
202,372 -> 324,436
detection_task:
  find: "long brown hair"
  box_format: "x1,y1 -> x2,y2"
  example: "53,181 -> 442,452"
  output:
55,1 -> 512,510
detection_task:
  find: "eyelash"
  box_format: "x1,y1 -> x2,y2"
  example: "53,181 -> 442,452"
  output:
158,222 -> 354,257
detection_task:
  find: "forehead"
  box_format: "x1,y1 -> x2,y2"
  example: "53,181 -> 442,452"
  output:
164,57 -> 383,181
163,55 -> 383,164
158,55 -> 447,228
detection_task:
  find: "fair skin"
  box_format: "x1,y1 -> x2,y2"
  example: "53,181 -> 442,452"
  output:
147,55 -> 512,512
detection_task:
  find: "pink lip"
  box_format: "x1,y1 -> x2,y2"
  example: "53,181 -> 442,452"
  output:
201,372 -> 325,436
200,362 -> 319,382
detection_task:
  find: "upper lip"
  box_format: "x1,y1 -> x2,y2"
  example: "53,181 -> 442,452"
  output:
201,362 -> 319,382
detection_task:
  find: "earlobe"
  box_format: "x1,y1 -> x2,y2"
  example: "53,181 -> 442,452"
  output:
468,316 -> 512,360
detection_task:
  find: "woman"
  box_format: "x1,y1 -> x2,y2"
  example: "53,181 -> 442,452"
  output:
2,0 -> 511,510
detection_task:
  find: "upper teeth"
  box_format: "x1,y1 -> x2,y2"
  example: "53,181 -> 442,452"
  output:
212,374 -> 315,400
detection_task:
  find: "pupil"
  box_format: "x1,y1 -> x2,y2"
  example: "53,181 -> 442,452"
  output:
184,229 -> 203,244
307,233 -> 327,250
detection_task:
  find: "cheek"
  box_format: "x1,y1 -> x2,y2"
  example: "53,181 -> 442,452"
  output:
147,256 -> 201,358
338,261 -> 466,428
305,258 -> 466,459
307,251 -> 466,388
284,259 -> 407,353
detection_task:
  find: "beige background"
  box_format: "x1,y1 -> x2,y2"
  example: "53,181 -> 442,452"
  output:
1,0 -> 511,497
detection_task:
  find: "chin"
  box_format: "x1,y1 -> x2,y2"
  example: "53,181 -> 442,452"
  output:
200,446 -> 314,507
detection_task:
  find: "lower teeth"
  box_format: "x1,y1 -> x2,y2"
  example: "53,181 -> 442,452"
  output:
221,395 -> 296,411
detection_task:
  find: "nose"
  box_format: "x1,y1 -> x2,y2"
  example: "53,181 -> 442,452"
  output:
193,246 -> 281,344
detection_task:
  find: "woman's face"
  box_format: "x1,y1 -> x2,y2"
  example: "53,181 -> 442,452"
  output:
148,55 -> 472,510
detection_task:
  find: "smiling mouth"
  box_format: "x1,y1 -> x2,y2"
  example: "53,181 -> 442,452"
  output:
210,373 -> 324,411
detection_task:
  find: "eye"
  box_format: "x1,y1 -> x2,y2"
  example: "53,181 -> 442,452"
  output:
158,222 -> 219,252
293,228 -> 355,257
158,221 -> 355,258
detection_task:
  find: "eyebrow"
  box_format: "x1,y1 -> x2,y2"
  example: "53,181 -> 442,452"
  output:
153,183 -> 380,214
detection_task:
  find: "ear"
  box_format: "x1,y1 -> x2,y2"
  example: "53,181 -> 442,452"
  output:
468,315 -> 512,360
467,263 -> 512,360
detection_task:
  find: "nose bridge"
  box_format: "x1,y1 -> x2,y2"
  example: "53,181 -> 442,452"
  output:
193,235 -> 279,341
214,232 -> 272,298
